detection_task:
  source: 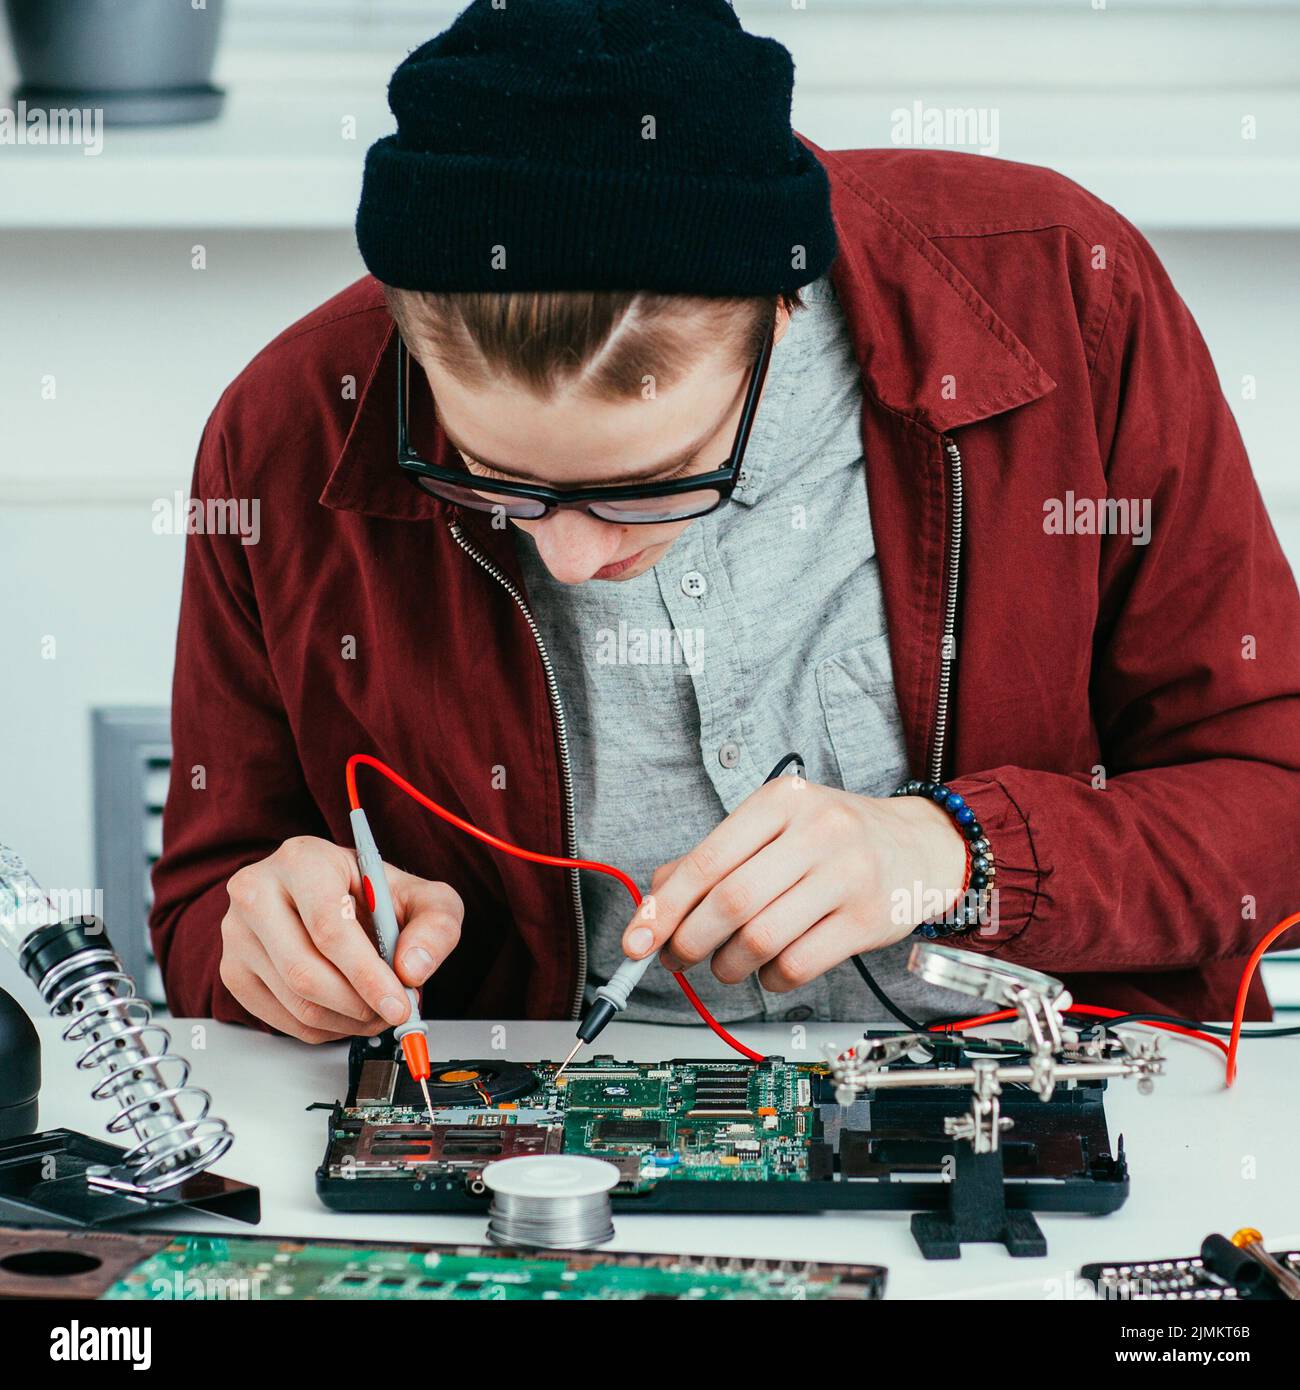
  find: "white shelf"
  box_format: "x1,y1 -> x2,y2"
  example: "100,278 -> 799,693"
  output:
2,49 -> 1299,232
0,66 -> 393,231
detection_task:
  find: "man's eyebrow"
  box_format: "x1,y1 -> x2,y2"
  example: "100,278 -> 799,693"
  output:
436,385 -> 745,486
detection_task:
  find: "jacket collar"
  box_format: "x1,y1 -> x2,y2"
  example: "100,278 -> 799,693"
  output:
320,306 -> 445,521
804,135 -> 1056,433
322,139 -> 1056,519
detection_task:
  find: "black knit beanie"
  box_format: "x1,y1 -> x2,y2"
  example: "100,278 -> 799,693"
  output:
356,0 -> 836,296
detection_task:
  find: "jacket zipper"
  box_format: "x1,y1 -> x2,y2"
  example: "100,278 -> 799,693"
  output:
929,436 -> 964,783
448,521 -> 588,1020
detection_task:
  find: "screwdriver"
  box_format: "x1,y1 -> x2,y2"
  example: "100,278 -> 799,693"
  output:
350,806 -> 435,1125
1232,1227 -> 1300,1299
555,753 -> 806,1079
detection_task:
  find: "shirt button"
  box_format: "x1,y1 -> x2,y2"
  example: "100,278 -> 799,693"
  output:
784,1005 -> 813,1022
680,570 -> 708,599
718,741 -> 741,769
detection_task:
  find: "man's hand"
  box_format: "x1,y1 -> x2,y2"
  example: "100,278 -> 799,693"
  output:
218,835 -> 463,1042
622,779 -> 966,992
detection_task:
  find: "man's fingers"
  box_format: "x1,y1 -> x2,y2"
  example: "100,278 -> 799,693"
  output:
659,838 -> 806,971
221,838 -> 457,1036
625,781 -> 797,957
630,858 -> 683,965
299,889 -> 408,1024
221,956 -> 352,1044
276,845 -> 409,1024
757,911 -> 864,994
706,873 -> 841,984
648,857 -> 682,894
243,873 -> 380,1024
389,871 -> 464,987
243,932 -> 386,1036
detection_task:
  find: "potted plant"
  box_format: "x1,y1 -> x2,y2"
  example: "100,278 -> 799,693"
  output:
5,0 -> 227,125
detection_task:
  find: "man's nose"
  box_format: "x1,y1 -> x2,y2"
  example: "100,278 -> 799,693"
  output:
529,509 -> 625,584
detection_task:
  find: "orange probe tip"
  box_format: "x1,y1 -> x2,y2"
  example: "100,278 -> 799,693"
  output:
400,1030 -> 431,1082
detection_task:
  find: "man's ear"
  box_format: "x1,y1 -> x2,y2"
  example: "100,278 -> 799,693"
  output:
773,297 -> 793,346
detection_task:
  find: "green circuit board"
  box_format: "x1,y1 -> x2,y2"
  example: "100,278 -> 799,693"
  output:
322,1055 -> 830,1194
98,1234 -> 882,1300
560,1060 -> 815,1184
317,1044 -> 1129,1219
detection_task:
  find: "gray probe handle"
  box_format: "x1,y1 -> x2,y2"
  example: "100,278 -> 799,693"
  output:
594,948 -> 658,1012
350,807 -> 422,1039
576,949 -> 659,1042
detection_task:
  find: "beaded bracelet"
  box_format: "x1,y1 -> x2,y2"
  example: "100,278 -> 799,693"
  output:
890,779 -> 995,938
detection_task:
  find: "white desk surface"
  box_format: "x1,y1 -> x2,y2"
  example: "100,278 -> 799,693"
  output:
30,1016 -> 1300,1300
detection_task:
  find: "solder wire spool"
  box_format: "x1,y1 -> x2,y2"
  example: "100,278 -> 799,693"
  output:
480,1155 -> 620,1250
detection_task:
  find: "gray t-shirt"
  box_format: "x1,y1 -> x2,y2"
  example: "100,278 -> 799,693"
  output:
514,275 -> 973,1025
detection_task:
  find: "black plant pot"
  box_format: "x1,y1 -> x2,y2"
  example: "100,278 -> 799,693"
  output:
6,0 -> 227,126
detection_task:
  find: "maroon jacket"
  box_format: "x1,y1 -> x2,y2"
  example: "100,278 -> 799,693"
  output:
151,142 -> 1300,1025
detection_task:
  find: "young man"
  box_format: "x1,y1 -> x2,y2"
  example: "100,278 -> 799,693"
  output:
151,0 -> 1300,1041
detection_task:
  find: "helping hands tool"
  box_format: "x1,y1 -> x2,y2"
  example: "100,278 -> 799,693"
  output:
349,809 -> 435,1125
1232,1227 -> 1300,1299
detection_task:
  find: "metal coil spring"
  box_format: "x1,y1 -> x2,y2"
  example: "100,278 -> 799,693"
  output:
40,948 -> 233,1193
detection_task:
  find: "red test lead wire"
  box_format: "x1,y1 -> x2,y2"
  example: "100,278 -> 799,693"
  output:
929,1008 -> 1230,1060
929,910 -> 1300,1088
346,754 -> 764,1064
1226,910 -> 1300,1085
347,753 -> 1295,1083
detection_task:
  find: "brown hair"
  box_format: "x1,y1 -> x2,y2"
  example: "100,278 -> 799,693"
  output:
382,286 -> 802,400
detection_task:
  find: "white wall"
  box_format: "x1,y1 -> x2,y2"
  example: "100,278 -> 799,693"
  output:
0,229 -> 363,1009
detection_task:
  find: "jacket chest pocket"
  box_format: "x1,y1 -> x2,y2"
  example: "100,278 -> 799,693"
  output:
815,634 -> 911,798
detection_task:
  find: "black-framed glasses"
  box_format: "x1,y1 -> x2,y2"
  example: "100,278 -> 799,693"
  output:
396,323 -> 774,524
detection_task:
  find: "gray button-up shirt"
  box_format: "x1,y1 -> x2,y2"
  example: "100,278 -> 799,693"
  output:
515,275 -> 974,1025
